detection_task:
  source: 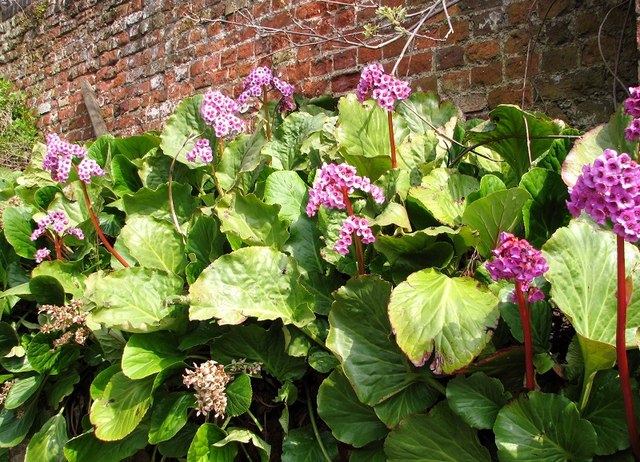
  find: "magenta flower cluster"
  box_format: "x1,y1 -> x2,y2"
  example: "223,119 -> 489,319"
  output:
306,162 -> 385,217
356,63 -> 412,111
30,211 -> 84,263
200,90 -> 244,139
43,134 -> 105,184
624,87 -> 640,141
567,148 -> 640,242
237,66 -> 295,112
185,139 -> 214,164
486,232 -> 548,303
306,162 -> 384,255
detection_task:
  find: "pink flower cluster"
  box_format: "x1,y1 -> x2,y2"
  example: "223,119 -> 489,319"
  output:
567,149 -> 640,242
356,63 -> 412,111
185,138 -> 214,164
237,66 -> 295,112
624,87 -> 640,141
43,134 -> 105,184
486,232 -> 548,303
200,90 -> 244,139
30,210 -> 84,262
335,216 -> 375,255
306,163 -> 385,216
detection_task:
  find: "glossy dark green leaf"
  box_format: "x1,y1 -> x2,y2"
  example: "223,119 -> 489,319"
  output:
0,399 -> 37,448
63,427 -> 148,462
187,424 -> 237,462
0,322 -> 19,356
47,370 -> 80,408
149,392 -> 197,444
4,374 -> 42,409
281,426 -> 338,462
186,215 -> 225,267
29,275 -> 65,306
25,414 -> 67,462
373,382 -> 439,428
446,372 -> 511,430
2,207 -> 36,259
263,111 -> 326,170
122,332 -> 185,380
264,170 -> 308,223
216,131 -> 267,192
26,333 -> 79,374
111,154 -> 143,196
226,374 -> 252,417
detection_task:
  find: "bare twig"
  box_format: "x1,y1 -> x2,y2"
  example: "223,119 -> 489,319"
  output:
598,1 -> 632,102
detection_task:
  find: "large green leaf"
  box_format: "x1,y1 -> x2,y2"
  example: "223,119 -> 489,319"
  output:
189,247 -> 314,327
211,324 -> 307,381
119,215 -> 187,274
384,402 -> 491,461
160,94 -> 216,167
225,374 -> 252,417
0,399 -> 37,448
461,188 -> 531,257
29,275 -> 65,306
264,170 -> 308,223
446,372 -> 511,430
89,372 -> 154,441
187,424 -> 237,462
0,322 -> 19,356
121,332 -> 185,380
25,414 -> 67,462
31,260 -> 86,297
389,268 -> 499,373
26,333 -> 79,374
396,92 -> 461,135
281,427 -> 338,462
562,108 -> 637,187
263,112 -> 326,170
122,183 -> 196,225
2,206 -> 36,259
317,368 -> 388,447
212,429 -> 270,462
407,168 -> 479,227
214,193 -> 289,249
4,374 -> 42,409
63,427 -> 148,462
186,215 -> 225,267
149,392 -> 197,444
373,382 -> 439,428
327,276 -> 417,405
216,131 -> 267,192
494,392 -> 597,461
543,219 -> 640,347
87,268 -> 184,333
467,105 -> 562,181
111,154 -> 143,196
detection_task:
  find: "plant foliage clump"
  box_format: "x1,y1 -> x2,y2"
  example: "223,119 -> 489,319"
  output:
0,78 -> 39,171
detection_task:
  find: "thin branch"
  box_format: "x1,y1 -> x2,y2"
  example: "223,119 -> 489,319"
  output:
598,1 -> 632,100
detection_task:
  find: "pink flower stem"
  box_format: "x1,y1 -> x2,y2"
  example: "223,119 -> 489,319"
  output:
341,186 -> 365,276
387,111 -> 397,169
262,86 -> 272,141
514,281 -> 535,391
616,235 -> 640,459
78,177 -> 130,268
53,237 -> 63,261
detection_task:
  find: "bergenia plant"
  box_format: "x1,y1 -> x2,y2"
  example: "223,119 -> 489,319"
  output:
624,86 -> 640,142
30,210 -> 84,262
567,147 -> 640,458
43,134 -> 129,267
357,63 -> 411,169
486,232 -> 548,391
307,162 -> 385,275
237,66 -> 295,140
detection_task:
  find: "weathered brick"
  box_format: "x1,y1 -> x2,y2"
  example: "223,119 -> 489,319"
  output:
440,70 -> 470,93
471,65 -> 502,85
465,40 -> 499,61
436,46 -> 464,70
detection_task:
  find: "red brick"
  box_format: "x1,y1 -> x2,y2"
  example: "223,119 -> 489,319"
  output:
334,8 -> 355,29
488,84 -> 532,108
333,48 -> 357,71
465,40 -> 499,62
358,46 -> 382,65
436,46 -> 464,70
505,29 -> 531,54
331,72 -> 359,94
507,1 -> 533,24
397,52 -> 433,75
440,70 -> 470,93
471,65 -> 502,85
295,2 -> 326,20
505,54 -> 539,80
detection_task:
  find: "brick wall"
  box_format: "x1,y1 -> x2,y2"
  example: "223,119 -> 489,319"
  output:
0,0 -> 637,142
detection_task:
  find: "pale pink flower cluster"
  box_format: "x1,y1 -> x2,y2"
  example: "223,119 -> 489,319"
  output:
183,360 -> 232,418
185,139 -> 214,164
335,215 -> 376,255
356,63 -> 411,111
200,90 -> 245,139
43,134 -> 105,184
0,380 -> 14,406
624,87 -> 640,141
30,211 -> 84,262
237,66 -> 295,112
38,300 -> 89,348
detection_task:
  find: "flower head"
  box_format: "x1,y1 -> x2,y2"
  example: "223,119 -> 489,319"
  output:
335,215 -> 376,255
625,87 -> 640,118
35,248 -> 51,263
77,158 -> 105,184
185,138 -> 214,164
357,63 -> 411,111
44,134 -> 103,184
486,232 -> 548,302
183,360 -> 232,418
39,299 -> 89,348
30,210 -> 84,241
567,149 -> 640,242
237,66 -> 295,113
200,90 -> 244,139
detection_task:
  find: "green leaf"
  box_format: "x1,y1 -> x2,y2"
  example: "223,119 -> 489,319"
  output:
499,298 -> 552,353
122,183 -> 196,225
186,215 -> 225,267
0,322 -> 19,356
461,188 -> 531,257
89,372 -> 154,441
212,429 -> 271,462
582,370 -> 630,455
336,94 -> 404,180
396,92 -> 461,134
29,275 -> 65,306
31,261 -> 86,297
216,131 -> 267,192
494,392 -> 597,461
226,374 -> 252,417
119,215 -> 187,274
350,445 -> 387,462
63,427 -> 148,462
111,134 -> 161,160
327,276 -> 417,405
384,401 -> 491,461
210,324 -> 307,381
264,112 -> 326,170
562,107 -> 637,188
26,333 -> 79,374
90,364 -> 121,400
281,426 -> 338,462
389,268 -> 499,373
519,168 -> 570,247
149,392 -> 197,444
0,400 -> 37,448
87,268 -> 184,333
160,95 -> 216,167
373,382 -> 439,427
446,372 -> 511,430
317,368 -> 388,447
4,374 -> 42,409
189,247 -> 314,327
467,105 -> 562,181
543,219 -> 640,347
111,154 -> 143,196
214,193 -> 290,249
2,207 -> 36,258
264,170 -> 308,223
407,168 -> 479,227
47,370 -> 80,408
122,332 -> 185,380
25,414 -> 67,462
158,422 -> 198,459
187,424 -> 237,462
